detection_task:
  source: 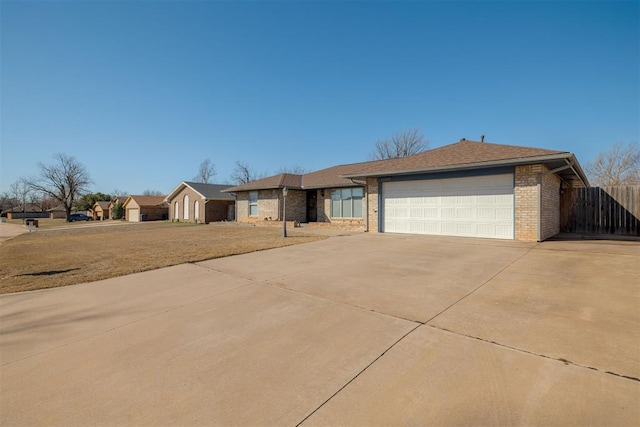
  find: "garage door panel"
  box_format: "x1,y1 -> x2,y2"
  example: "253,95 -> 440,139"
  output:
382,174 -> 514,240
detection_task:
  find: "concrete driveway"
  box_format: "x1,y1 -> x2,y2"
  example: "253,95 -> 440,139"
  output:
1,233 -> 638,425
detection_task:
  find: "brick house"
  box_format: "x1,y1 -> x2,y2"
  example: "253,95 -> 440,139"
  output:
122,195 -> 169,222
165,182 -> 235,223
224,139 -> 589,242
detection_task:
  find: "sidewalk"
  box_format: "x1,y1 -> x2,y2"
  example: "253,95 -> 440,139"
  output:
0,222 -> 28,243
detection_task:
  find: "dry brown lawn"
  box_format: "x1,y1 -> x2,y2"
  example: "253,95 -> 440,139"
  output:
0,222 -> 325,294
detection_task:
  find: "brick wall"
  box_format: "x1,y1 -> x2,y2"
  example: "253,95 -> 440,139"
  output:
515,164 -> 541,242
236,189 -> 306,223
169,187 -> 204,223
367,178 -> 379,232
540,171 -> 561,241
205,200 -> 235,222
141,206 -> 169,221
515,164 -> 560,242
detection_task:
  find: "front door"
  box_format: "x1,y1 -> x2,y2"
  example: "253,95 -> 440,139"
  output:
306,191 -> 317,222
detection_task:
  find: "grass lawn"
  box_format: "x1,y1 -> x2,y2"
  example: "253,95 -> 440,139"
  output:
0,221 -> 326,294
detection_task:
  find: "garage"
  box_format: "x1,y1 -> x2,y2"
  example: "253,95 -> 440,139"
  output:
127,208 -> 140,222
382,174 -> 514,239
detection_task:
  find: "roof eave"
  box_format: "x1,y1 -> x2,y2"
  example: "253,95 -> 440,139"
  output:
341,153 -> 575,179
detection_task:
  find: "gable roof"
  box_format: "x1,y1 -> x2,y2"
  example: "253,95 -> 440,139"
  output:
223,139 -> 589,192
165,182 -> 236,202
123,195 -> 168,208
92,201 -> 110,210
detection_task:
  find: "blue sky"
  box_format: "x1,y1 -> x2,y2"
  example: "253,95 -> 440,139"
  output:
1,0 -> 638,195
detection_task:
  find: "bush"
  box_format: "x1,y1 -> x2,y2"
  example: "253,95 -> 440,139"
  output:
112,202 -> 124,220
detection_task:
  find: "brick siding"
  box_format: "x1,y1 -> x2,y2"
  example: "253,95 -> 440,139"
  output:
540,171 -> 561,241
236,189 -> 306,223
515,164 -> 560,242
169,186 -> 234,223
367,178 -> 379,232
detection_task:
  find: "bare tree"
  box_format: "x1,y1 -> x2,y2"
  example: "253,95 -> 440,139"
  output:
231,161 -> 265,185
26,153 -> 91,221
0,192 -> 17,213
275,165 -> 307,175
586,142 -> 640,187
370,127 -> 429,160
194,158 -> 217,183
10,178 -> 33,220
143,189 -> 164,196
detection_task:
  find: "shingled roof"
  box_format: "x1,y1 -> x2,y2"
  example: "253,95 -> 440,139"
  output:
166,182 -> 236,201
123,195 -> 168,207
223,139 -> 589,192
344,140 -> 566,176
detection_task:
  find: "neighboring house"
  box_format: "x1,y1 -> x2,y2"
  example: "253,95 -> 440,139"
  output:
2,204 -> 48,219
91,201 -> 111,220
166,182 -> 235,223
224,139 -> 589,242
47,205 -> 67,219
122,196 -> 169,222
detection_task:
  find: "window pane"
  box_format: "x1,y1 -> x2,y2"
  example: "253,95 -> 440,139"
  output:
341,188 -> 352,217
353,197 -> 362,218
249,192 -> 257,203
331,190 -> 341,217
352,187 -> 363,218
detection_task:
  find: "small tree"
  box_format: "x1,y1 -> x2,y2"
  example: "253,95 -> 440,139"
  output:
143,189 -> 163,196
194,159 -> 216,183
112,202 -> 124,220
370,127 -> 429,160
586,142 -> 640,187
26,153 -> 91,221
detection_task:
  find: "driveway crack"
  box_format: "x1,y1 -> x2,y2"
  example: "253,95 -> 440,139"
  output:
296,322 -> 423,426
424,244 -> 538,324
428,324 -> 640,383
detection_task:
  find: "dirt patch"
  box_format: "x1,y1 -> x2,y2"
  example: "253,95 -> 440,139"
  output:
0,222 -> 325,294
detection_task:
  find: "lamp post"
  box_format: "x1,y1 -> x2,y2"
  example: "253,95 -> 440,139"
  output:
282,187 -> 288,238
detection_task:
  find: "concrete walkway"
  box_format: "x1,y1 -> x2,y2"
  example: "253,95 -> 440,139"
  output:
0,222 -> 29,243
1,233 -> 638,425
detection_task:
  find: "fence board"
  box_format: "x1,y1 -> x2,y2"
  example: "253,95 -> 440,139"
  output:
561,185 -> 640,236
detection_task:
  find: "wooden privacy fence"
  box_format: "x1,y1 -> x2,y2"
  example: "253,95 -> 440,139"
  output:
560,186 -> 640,235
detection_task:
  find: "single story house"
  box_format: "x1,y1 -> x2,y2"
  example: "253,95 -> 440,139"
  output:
122,195 -> 169,222
2,204 -> 48,219
91,201 -> 111,220
165,182 -> 235,223
47,205 -> 67,219
223,139 -> 589,242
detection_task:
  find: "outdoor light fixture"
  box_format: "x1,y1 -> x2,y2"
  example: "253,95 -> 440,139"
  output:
282,187 -> 288,238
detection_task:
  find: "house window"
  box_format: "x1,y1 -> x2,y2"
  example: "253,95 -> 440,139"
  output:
194,200 -> 199,221
249,191 -> 258,217
183,195 -> 190,220
331,188 -> 363,218
174,202 -> 179,220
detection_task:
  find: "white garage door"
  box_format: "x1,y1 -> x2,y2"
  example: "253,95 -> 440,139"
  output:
382,174 -> 514,239
128,208 -> 140,222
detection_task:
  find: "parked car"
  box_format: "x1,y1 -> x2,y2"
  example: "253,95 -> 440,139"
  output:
68,213 -> 91,222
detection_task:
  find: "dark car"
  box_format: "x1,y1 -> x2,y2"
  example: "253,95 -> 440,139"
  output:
68,213 -> 91,222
